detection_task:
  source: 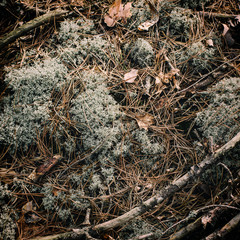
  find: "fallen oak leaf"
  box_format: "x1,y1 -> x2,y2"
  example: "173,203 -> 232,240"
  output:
124,69 -> 138,83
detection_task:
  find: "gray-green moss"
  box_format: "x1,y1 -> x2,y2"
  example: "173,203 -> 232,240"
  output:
119,218 -> 161,240
179,0 -> 212,9
124,38 -> 154,67
0,59 -> 69,152
173,41 -> 216,74
0,183 -> 17,240
195,77 -> 240,145
125,0 -> 151,30
194,77 -> 240,186
169,8 -> 199,40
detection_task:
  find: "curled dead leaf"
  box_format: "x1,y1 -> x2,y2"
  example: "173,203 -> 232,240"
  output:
22,201 -> 33,214
136,113 -> 154,130
124,69 -> 138,83
201,215 -> 212,229
28,155 -> 62,182
104,0 -> 132,27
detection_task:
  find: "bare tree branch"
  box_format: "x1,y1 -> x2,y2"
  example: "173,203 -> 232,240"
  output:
93,132 -> 240,232
0,10 -> 68,49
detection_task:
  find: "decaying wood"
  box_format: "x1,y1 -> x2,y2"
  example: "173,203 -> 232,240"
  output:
30,132 -> 240,239
204,212 -> 240,240
0,10 -> 68,49
168,204 -> 240,240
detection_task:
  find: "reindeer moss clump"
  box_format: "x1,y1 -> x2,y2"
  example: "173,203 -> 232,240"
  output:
0,59 -> 68,152
168,8 -> 199,40
124,38 -> 154,67
179,0 -> 211,9
58,20 -> 118,66
119,218 -> 161,240
0,183 -> 17,240
174,41 -> 215,74
196,77 -> 240,146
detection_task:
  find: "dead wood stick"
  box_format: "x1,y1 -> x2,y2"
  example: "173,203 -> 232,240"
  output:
93,132 -> 240,232
203,212 -> 240,240
199,11 -> 239,19
30,132 -> 240,240
0,9 -> 68,49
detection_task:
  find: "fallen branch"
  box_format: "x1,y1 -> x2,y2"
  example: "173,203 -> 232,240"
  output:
93,132 -> 240,232
204,212 -> 240,240
0,9 -> 68,49
199,11 -> 239,19
30,132 -> 240,239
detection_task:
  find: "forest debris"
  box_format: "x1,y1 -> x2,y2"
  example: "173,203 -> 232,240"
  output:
0,10 -> 69,49
0,168 -> 18,184
104,0 -> 132,27
156,68 -> 180,91
22,201 -> 34,213
135,113 -> 154,130
222,15 -> 240,47
28,155 -> 62,182
124,69 -> 138,83
92,132 -> 240,232
206,39 -> 214,47
22,201 -> 41,223
138,0 -> 159,31
205,212 -> 240,240
29,133 -> 240,240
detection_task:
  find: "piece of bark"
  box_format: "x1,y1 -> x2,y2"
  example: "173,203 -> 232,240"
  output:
0,10 -> 68,49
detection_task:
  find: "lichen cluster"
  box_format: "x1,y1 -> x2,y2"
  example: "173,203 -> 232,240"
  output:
124,38 -> 154,67
0,18 -> 165,228
0,183 -> 17,240
196,77 -> 240,145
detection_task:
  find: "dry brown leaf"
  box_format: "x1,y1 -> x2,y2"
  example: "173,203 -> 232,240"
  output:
155,76 -> 167,94
28,155 -> 62,182
222,26 -> 235,46
138,0 -> 159,31
124,69 -> 138,83
104,0 -> 132,27
22,201 -> 33,214
173,77 -> 180,90
206,39 -> 214,47
157,68 -> 180,84
104,15 -> 116,27
136,114 -> 154,130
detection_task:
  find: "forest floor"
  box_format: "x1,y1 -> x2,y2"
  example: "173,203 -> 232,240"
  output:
0,0 -> 240,240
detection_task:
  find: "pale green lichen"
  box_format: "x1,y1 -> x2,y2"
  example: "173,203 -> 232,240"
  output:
0,59 -> 68,152
196,77 -> 240,145
124,38 -> 154,67
179,0 -> 212,9
0,183 -> 17,240
173,41 -> 216,74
